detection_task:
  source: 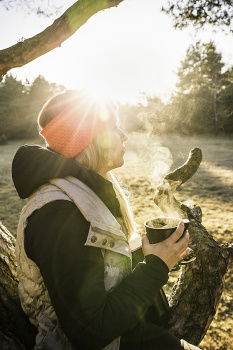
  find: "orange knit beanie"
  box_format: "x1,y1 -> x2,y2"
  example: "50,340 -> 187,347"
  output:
40,104 -> 103,158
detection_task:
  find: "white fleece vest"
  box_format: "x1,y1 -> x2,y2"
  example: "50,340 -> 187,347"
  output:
15,176 -> 133,350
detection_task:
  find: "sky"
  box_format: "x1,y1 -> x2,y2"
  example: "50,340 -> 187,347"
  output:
1,0 -> 233,103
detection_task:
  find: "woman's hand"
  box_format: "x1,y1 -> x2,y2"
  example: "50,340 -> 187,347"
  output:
141,221 -> 191,270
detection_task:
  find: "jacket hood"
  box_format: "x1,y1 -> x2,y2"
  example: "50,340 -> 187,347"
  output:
12,144 -> 120,217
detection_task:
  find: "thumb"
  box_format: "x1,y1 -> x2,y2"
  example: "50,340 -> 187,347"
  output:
141,233 -> 150,246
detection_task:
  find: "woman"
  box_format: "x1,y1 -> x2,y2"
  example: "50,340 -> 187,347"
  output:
12,90 -> 199,350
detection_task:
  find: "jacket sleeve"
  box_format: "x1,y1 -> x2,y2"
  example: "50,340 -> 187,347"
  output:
120,320 -> 183,350
25,200 -> 170,350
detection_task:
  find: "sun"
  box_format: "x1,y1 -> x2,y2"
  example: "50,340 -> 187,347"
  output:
84,84 -> 113,103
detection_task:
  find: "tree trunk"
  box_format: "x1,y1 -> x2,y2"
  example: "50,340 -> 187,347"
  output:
0,149 -> 232,348
153,148 -> 233,345
213,85 -> 218,135
0,0 -> 124,81
168,203 -> 232,344
0,223 -> 37,350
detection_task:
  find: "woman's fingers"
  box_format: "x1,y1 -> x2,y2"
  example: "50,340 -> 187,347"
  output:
177,230 -> 189,250
141,233 -> 155,257
141,223 -> 190,270
168,221 -> 185,243
180,247 -> 193,259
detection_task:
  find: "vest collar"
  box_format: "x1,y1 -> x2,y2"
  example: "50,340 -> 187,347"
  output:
47,147 -> 121,218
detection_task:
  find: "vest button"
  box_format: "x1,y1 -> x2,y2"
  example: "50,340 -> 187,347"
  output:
91,235 -> 97,243
110,241 -> 115,248
102,238 -> 107,246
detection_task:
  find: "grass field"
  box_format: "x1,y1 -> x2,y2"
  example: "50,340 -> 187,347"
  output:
0,133 -> 232,349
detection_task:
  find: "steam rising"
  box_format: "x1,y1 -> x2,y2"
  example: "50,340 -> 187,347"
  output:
150,146 -> 173,185
126,133 -> 186,220
153,179 -> 185,219
124,133 -> 188,250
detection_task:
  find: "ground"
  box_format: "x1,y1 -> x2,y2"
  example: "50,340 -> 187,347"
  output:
0,133 -> 232,349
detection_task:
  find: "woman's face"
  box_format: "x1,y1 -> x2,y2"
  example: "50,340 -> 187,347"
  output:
100,112 -> 128,172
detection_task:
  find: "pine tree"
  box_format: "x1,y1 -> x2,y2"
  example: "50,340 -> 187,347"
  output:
0,74 -> 29,139
170,41 -> 225,134
26,75 -> 64,137
0,74 -> 63,139
163,0 -> 233,33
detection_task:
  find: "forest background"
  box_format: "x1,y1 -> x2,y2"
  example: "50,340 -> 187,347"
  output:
1,39 -> 233,141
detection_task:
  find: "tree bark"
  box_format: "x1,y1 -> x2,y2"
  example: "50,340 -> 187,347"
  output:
153,148 -> 233,345
168,204 -> 232,344
213,84 -> 218,135
0,0 -> 124,81
0,223 -> 37,350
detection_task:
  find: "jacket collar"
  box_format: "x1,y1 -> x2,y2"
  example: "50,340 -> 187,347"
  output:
68,158 -> 121,218
12,144 -> 121,218
47,146 -> 121,218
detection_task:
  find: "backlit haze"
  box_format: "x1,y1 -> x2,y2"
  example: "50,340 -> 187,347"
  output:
1,0 -> 233,103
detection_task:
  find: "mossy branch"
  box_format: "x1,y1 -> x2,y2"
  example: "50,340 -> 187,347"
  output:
165,148 -> 202,187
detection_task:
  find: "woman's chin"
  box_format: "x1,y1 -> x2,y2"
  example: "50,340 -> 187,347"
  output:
112,158 -> 124,170
119,156 -> 125,167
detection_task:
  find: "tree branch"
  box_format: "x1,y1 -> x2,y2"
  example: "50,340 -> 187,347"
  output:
0,0 -> 124,81
165,148 -> 202,187
153,148 -> 202,217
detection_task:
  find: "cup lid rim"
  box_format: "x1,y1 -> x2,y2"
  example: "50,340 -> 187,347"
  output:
144,217 -> 189,229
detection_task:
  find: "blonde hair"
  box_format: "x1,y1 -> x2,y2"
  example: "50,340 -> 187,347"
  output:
107,172 -> 136,240
75,139 -> 136,240
38,90 -> 136,240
